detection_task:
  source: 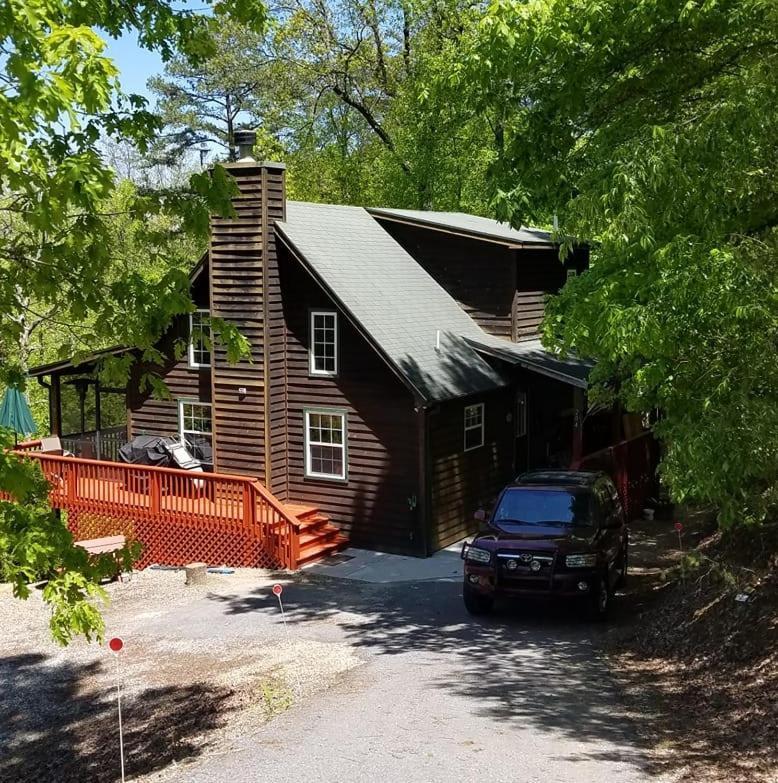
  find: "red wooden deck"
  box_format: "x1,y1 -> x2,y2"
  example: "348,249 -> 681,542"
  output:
8,444 -> 344,570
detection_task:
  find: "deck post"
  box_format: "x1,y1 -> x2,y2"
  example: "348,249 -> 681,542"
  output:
288,522 -> 299,571
149,472 -> 161,515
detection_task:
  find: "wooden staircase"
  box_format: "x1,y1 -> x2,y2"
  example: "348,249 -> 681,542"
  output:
285,503 -> 349,567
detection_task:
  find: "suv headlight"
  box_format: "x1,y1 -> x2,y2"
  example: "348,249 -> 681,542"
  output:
465,546 -> 492,565
565,553 -> 598,568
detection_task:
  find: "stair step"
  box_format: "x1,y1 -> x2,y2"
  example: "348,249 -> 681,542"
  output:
298,513 -> 331,532
285,503 -> 321,522
297,535 -> 349,567
299,525 -> 341,548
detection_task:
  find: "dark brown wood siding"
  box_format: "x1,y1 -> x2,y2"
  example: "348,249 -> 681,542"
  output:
128,266 -> 211,439
429,387 -> 514,549
207,163 -> 285,479
378,222 -> 516,339
276,246 -> 422,555
266,173 -> 289,499
513,249 -> 568,341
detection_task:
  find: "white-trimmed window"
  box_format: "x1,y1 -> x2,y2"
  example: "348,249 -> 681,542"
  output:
188,309 -> 211,368
309,310 -> 338,376
464,403 -> 485,451
178,401 -> 213,465
304,409 -> 347,479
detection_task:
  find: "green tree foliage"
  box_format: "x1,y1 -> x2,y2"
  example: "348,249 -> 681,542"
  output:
0,430 -> 141,643
0,0 -> 265,642
147,19 -> 271,163
459,0 -> 778,524
149,0 -> 499,210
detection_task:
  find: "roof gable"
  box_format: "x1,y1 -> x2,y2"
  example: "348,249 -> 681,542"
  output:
276,201 -> 509,403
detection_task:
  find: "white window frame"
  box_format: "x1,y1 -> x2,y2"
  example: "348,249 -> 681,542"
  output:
188,309 -> 211,369
464,403 -> 485,452
309,310 -> 338,377
304,408 -> 347,480
178,400 -> 213,462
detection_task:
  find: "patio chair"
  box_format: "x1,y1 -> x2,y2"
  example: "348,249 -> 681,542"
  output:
161,437 -> 205,491
39,435 -> 74,457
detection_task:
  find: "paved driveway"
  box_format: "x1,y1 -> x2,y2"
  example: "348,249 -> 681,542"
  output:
163,576 -> 656,783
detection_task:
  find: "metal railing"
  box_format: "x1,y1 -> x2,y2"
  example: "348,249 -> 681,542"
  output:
61,426 -> 127,462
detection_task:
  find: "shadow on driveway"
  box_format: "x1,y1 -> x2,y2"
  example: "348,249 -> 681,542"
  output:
211,576 -> 655,774
0,652 -> 233,783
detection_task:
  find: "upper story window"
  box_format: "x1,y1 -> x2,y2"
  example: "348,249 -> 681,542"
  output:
188,309 -> 211,368
464,403 -> 485,452
309,310 -> 338,376
304,409 -> 347,480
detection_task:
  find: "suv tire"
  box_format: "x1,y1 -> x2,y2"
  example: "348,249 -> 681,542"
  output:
589,575 -> 610,620
463,583 -> 494,616
614,539 -> 628,589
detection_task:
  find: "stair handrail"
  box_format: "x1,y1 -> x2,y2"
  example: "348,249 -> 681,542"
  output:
249,479 -> 303,532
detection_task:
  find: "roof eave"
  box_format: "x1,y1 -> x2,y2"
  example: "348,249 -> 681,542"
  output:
465,338 -> 589,389
367,208 -> 556,250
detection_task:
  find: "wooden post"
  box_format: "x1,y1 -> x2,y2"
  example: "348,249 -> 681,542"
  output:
572,388 -> 585,466
94,379 -> 102,460
149,472 -> 161,515
185,562 -> 208,585
49,374 -> 62,436
288,517 -> 300,571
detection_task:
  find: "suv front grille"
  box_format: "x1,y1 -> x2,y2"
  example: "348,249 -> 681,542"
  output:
496,550 -> 556,590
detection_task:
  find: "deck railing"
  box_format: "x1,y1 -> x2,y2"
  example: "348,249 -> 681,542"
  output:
9,445 -> 301,570
61,426 -> 127,462
572,431 -> 658,520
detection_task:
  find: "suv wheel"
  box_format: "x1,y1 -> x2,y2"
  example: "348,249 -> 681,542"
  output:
589,576 -> 610,620
463,583 -> 494,616
615,539 -> 628,589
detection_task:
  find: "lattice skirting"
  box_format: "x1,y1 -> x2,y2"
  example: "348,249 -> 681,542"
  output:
66,509 -> 283,570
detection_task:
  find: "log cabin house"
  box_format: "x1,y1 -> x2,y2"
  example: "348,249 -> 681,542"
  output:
26,132 -> 654,567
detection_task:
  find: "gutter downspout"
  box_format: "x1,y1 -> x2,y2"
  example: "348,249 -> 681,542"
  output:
415,401 -> 432,557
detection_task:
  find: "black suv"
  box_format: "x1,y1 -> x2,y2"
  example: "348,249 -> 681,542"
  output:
461,471 -> 628,619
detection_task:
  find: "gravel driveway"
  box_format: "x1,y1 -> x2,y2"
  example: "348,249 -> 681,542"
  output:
2,569 -> 662,783
157,576 -> 659,783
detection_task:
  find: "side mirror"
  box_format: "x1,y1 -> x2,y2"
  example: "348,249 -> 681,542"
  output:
474,509 -> 486,522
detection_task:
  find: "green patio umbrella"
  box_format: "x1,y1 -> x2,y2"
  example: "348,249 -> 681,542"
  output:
0,387 -> 37,443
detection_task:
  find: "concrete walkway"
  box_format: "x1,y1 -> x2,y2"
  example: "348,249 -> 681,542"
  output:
303,542 -> 466,583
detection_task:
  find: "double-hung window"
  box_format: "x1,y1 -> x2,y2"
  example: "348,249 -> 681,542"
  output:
309,310 -> 338,376
188,309 -> 211,368
178,401 -> 213,466
304,409 -> 347,480
464,403 -> 485,451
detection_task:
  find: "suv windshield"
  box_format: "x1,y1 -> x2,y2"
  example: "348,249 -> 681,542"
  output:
492,488 -> 592,528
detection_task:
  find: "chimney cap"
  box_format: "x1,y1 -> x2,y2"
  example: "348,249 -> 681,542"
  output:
233,129 -> 257,161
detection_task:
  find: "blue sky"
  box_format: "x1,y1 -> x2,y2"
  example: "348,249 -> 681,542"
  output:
104,32 -> 164,103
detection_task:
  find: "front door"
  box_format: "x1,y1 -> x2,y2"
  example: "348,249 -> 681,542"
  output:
514,390 -> 528,476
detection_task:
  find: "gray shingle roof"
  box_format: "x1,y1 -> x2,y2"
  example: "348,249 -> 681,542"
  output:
463,335 -> 592,388
369,208 -> 553,247
277,202 -> 510,402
